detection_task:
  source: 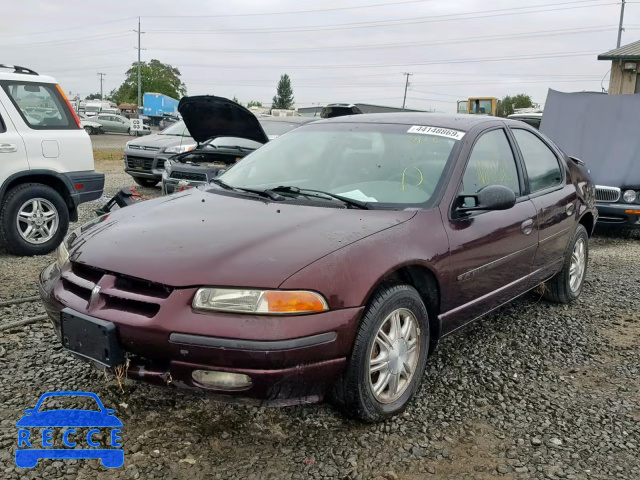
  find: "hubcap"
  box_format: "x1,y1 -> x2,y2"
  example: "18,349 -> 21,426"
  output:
569,238 -> 586,293
368,308 -> 420,404
16,198 -> 59,245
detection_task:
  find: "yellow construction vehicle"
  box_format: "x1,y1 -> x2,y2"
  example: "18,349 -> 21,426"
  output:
457,97 -> 499,116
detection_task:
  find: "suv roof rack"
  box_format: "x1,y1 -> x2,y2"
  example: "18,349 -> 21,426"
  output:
0,64 -> 39,76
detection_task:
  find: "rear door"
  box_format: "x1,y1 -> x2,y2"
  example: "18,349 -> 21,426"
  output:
0,95 -> 28,185
509,127 -> 576,284
0,80 -> 90,173
440,127 -> 538,333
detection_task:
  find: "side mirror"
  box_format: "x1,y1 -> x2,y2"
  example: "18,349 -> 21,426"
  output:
24,408 -> 34,414
456,185 -> 516,216
105,408 -> 115,415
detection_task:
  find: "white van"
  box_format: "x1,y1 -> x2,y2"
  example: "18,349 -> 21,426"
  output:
0,64 -> 104,256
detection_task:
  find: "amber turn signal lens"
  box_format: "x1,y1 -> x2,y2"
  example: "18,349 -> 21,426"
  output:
261,291 -> 328,313
625,209 -> 640,214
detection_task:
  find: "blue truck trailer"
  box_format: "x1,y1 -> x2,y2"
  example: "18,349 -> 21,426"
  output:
142,92 -> 179,125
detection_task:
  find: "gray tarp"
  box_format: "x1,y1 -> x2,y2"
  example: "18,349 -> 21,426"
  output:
540,89 -> 640,187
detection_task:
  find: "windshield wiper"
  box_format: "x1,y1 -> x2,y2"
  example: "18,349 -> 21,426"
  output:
271,186 -> 370,209
217,145 -> 255,152
210,179 -> 285,201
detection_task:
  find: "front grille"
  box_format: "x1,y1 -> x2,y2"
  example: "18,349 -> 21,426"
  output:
595,185 -> 621,203
126,156 -> 154,170
170,171 -> 207,182
129,145 -> 159,151
59,262 -> 173,318
156,159 -> 166,170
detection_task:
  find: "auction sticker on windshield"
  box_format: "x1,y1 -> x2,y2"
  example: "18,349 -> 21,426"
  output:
407,125 -> 465,140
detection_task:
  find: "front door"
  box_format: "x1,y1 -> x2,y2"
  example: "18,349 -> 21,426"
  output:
440,127 -> 538,334
0,98 -> 29,184
510,128 -> 576,284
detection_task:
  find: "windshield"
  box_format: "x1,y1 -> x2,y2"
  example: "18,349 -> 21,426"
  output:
160,120 -> 190,136
220,123 -> 460,206
468,100 -> 493,114
259,119 -> 305,139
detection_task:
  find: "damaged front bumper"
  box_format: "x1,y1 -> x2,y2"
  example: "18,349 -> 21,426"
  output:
39,262 -> 361,406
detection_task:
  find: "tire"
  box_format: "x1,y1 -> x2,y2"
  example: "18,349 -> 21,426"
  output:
543,224 -> 589,304
331,284 -> 430,422
0,183 -> 69,256
127,128 -> 132,136
84,126 -> 94,135
133,177 -> 159,188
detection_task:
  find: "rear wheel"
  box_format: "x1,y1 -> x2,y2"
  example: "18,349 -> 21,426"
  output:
331,284 -> 430,422
544,224 -> 589,303
133,177 -> 158,188
0,183 -> 69,256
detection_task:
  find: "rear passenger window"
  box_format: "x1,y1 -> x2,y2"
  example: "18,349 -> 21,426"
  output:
0,82 -> 72,129
512,129 -> 562,192
461,129 -> 520,196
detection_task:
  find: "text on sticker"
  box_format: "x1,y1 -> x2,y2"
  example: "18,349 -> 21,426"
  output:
407,126 -> 465,140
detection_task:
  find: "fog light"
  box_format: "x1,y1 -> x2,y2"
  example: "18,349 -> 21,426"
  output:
191,370 -> 252,390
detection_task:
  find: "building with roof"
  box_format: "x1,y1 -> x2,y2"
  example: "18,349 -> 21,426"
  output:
297,103 -> 425,117
598,39 -> 640,95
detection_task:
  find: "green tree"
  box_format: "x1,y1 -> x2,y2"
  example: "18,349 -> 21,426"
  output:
232,95 -> 241,105
272,74 -> 294,109
496,93 -> 534,117
85,93 -> 102,100
111,59 -> 187,105
247,100 -> 263,108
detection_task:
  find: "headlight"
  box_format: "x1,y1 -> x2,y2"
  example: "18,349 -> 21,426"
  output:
622,189 -> 637,203
56,242 -> 69,268
125,140 -> 132,148
165,144 -> 196,154
192,288 -> 328,314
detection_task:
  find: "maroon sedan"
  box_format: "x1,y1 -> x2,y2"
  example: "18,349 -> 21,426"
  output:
39,111 -> 597,422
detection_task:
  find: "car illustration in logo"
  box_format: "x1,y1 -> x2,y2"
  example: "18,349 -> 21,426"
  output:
15,391 -> 123,468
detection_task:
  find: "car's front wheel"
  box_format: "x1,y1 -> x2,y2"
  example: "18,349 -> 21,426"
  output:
332,284 -> 430,422
84,126 -> 94,135
0,183 -> 69,256
544,224 -> 589,303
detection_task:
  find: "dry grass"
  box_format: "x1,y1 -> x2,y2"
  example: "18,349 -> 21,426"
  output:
93,149 -> 124,162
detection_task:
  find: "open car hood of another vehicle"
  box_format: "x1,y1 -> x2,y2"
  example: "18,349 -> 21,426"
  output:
178,95 -> 269,145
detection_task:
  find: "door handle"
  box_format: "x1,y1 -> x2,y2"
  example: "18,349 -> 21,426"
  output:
521,218 -> 534,235
0,143 -> 17,153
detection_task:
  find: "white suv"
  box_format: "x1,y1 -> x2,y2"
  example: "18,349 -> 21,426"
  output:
0,64 -> 104,256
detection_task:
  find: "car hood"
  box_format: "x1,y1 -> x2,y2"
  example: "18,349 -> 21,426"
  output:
16,410 -> 123,428
70,189 -> 416,288
178,95 -> 269,144
126,133 -> 195,150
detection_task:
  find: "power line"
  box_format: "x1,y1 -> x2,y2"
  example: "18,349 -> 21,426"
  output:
0,17 -> 136,37
145,1 -> 615,35
144,25 -> 617,54
145,0 -> 438,18
1,32 -> 132,49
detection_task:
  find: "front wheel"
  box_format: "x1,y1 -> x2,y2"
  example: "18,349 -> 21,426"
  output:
84,126 -> 94,135
543,224 -> 589,304
0,183 -> 69,256
331,284 -> 430,422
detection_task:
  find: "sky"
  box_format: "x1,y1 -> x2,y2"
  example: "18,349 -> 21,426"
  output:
2,0 -> 638,112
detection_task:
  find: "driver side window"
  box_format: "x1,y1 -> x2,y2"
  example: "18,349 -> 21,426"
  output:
461,129 -> 520,197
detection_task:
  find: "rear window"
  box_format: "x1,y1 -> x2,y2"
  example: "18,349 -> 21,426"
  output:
0,81 -> 75,129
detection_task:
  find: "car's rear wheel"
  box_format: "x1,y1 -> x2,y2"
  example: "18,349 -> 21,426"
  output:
133,177 -> 158,188
331,284 -> 430,422
0,183 -> 69,256
544,224 -> 589,304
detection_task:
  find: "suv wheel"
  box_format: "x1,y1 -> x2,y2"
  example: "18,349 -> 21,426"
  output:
133,178 -> 158,188
544,224 -> 589,304
0,183 -> 69,256
331,284 -> 430,422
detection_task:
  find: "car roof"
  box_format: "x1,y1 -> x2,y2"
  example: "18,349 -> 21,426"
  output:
259,116 -> 315,124
313,112 -> 514,131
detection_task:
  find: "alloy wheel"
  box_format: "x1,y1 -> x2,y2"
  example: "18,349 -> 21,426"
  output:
569,238 -> 586,293
16,198 -> 59,244
368,308 -> 420,404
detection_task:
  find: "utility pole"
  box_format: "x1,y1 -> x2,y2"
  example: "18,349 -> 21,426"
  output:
97,72 -> 106,101
133,17 -> 145,114
402,72 -> 412,110
617,0 -> 626,48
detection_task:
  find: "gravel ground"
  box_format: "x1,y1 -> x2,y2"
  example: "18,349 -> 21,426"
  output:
88,133 -> 138,151
0,148 -> 638,479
